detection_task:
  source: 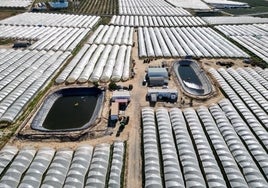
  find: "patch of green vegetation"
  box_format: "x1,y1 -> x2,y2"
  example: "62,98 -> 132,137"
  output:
0,39 -> 13,45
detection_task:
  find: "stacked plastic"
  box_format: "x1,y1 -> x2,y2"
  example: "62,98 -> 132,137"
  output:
141,107 -> 163,188
0,12 -> 100,28
19,147 -> 55,188
197,106 -> 248,188
183,108 -> 227,188
85,143 -> 111,188
0,147 -> 36,188
64,145 -> 93,188
209,104 -> 268,187
155,108 -> 184,187
41,148 -> 73,188
169,108 -> 206,187
108,141 -> 125,188
138,26 -> 248,58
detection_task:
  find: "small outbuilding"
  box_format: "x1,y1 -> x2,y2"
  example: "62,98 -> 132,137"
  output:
111,90 -> 131,102
146,67 -> 169,86
147,88 -> 178,102
110,102 -> 119,121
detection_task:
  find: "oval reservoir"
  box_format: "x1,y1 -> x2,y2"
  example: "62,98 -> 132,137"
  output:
31,87 -> 104,132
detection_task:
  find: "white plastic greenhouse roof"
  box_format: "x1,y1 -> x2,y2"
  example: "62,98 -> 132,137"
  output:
202,16 -> 268,25
138,26 -> 248,58
110,15 -> 207,27
0,12 -> 100,28
141,84 -> 268,187
166,0 -> 211,10
0,50 -> 71,123
215,24 -> 268,63
0,25 -> 91,52
56,44 -> 132,84
0,0 -> 32,8
118,0 -> 191,16
0,142 -> 125,188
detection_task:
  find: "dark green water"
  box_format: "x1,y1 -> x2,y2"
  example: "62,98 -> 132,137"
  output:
43,95 -> 98,130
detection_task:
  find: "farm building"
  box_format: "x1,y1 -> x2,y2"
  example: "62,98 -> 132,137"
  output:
111,90 -> 131,102
110,102 -> 119,121
146,67 -> 169,86
147,88 -> 178,102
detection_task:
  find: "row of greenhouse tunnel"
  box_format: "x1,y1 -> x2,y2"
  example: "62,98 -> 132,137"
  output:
142,67 -> 268,188
142,103 -> 268,188
0,142 -> 125,188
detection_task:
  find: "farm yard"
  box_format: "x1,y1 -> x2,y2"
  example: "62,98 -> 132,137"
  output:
0,0 -> 268,187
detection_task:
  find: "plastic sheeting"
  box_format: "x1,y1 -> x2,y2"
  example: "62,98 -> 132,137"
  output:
85,143 -> 110,188
0,13 -> 100,28
0,50 -> 71,123
141,107 -> 162,188
137,26 -> 248,58
110,15 -> 207,27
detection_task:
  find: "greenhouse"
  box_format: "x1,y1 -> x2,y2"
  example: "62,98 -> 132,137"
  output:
110,15 -> 207,27
155,108 -> 184,187
87,25 -> 134,46
0,0 -> 33,8
56,44 -> 132,84
118,0 -> 190,16
141,95 -> 268,187
0,25 -> 91,52
0,12 -> 100,28
138,27 -> 248,58
108,141 -> 125,188
215,24 -> 268,64
0,143 -> 123,187
0,50 -> 71,123
197,106 -> 249,188
85,143 -> 111,188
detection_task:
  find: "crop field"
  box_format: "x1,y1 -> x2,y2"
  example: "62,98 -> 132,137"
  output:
74,0 -> 118,15
33,0 -> 118,15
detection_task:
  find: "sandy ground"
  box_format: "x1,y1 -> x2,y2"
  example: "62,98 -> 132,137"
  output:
7,30 -> 254,188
